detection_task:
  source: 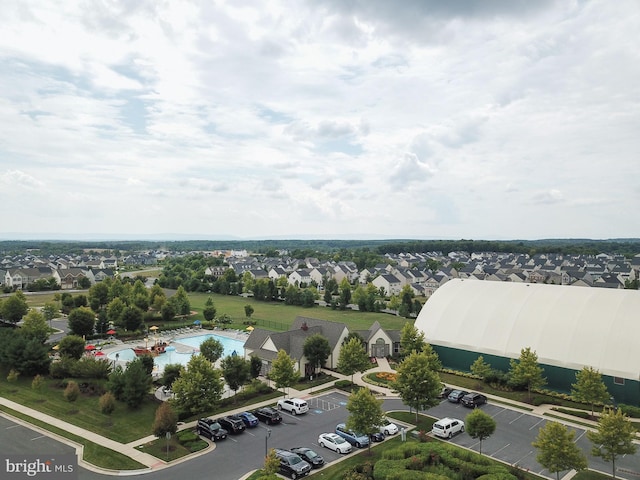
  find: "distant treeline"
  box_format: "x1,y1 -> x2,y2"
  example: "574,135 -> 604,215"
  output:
1,238 -> 639,257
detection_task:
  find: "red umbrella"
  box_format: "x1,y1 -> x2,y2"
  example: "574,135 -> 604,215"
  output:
106,329 -> 116,335
95,351 -> 105,357
84,344 -> 96,351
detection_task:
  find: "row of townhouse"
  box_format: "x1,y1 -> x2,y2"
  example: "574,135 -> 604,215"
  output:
2,267 -> 116,290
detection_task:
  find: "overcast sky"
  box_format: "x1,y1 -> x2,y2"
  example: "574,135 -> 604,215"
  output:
1,1 -> 638,241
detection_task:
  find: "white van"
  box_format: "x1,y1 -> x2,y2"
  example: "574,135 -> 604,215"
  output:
432,417 -> 465,438
277,397 -> 309,415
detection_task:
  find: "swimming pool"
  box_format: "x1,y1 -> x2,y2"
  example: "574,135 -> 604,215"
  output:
107,333 -> 245,372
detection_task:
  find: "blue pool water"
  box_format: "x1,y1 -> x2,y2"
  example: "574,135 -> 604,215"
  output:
107,333 -> 245,372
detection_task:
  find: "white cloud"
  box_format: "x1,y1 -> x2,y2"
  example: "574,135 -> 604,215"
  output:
0,0 -> 638,240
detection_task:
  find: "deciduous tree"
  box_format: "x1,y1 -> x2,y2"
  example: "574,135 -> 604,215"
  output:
509,347 -> 546,402
571,366 -> 610,417
221,355 -> 250,397
346,387 -> 385,455
152,402 -> 178,438
67,307 -> 96,338
1,291 -> 29,323
200,337 -> 224,364
303,334 -> 331,375
21,309 -> 50,343
270,349 -> 297,397
400,322 -> 426,355
470,355 -> 492,380
588,408 -> 637,478
58,335 -> 86,360
394,350 -> 442,423
533,421 -> 587,480
338,337 -> 370,384
202,297 -> 217,322
171,355 -> 224,415
465,409 -> 497,455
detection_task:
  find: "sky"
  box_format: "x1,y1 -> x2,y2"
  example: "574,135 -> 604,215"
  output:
1,1 -> 639,241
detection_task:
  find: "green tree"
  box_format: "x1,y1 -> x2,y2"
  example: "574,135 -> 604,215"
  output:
400,322 -> 426,356
470,355 -> 492,380
249,355 -> 262,379
58,334 -> 86,360
171,355 -> 224,415
149,284 -> 166,311
67,307 -> 96,338
121,305 -> 144,332
202,297 -> 217,322
42,302 -> 59,327
121,357 -> 153,409
244,304 -> 255,318
221,355 -> 251,398
88,282 -> 110,311
263,448 -> 280,476
170,285 -> 191,316
571,366 -> 610,417
21,309 -> 50,343
394,350 -> 442,423
338,278 -> 351,309
0,331 -> 51,376
509,347 -> 546,402
152,401 -> 178,438
106,297 -> 126,328
346,387 -> 385,455
64,381 -> 80,402
1,291 -> 29,323
465,409 -> 497,455
588,408 -> 637,478
533,421 -> 587,480
337,337 -> 370,384
161,364 -> 184,390
269,349 -> 297,397
303,334 -> 331,375
388,295 -> 401,311
199,337 -> 224,364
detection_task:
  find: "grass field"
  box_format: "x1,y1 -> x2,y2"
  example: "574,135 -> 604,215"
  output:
24,290 -> 413,332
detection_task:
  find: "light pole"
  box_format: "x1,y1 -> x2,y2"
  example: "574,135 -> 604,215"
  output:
113,352 -> 120,371
265,428 -> 271,457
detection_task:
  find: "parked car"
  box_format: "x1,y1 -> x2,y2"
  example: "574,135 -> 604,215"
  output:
217,415 -> 246,434
461,392 -> 488,408
318,433 -> 352,454
253,407 -> 283,425
447,389 -> 469,403
290,447 -> 325,469
369,431 -> 385,442
432,417 -> 465,439
237,411 -> 259,427
378,417 -> 399,435
440,384 -> 454,399
277,398 -> 309,415
196,418 -> 228,441
335,423 -> 370,448
274,449 -> 311,479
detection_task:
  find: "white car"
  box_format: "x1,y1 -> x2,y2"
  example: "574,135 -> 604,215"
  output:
318,432 -> 352,454
378,417 -> 399,435
277,398 -> 309,415
432,417 -> 465,439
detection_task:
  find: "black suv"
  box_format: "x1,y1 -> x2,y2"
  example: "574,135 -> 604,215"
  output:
217,415 -> 246,434
196,418 -> 228,441
253,407 -> 282,425
461,392 -> 487,408
274,448 -> 311,479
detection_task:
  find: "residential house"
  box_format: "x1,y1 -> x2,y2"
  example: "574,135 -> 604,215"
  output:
372,274 -> 402,296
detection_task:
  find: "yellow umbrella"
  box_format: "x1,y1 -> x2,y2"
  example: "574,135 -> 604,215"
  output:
149,326 -> 159,331
246,326 -> 255,332
52,345 -> 60,350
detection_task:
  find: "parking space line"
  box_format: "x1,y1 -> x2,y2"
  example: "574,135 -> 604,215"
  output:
31,435 -> 46,440
529,418 -> 544,430
514,449 -> 534,465
491,407 -> 508,418
509,413 -> 525,424
491,443 -> 511,456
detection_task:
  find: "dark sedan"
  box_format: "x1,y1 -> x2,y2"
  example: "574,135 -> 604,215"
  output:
290,447 -> 325,469
447,389 -> 469,403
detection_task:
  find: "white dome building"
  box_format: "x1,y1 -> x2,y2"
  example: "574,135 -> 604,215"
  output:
414,279 -> 640,405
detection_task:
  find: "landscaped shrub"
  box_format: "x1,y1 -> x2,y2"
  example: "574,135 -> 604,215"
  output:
552,407 -> 591,419
98,391 -> 115,414
64,381 -> 80,402
71,357 -> 111,379
335,379 -> 353,389
619,404 -> 640,418
31,374 -> 44,391
49,357 -> 75,379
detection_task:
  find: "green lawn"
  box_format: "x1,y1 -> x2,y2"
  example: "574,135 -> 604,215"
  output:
0,374 -> 158,443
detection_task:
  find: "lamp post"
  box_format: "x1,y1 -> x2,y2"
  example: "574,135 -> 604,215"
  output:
265,428 -> 271,457
113,352 -> 120,371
